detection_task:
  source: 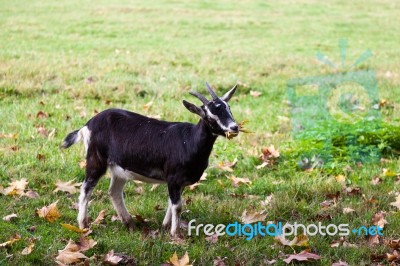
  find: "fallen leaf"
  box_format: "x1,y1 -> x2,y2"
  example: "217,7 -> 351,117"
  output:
385,239 -> 400,249
368,234 -> 380,245
24,190 -> 40,199
3,178 -> 28,196
320,199 -> 335,209
36,126 -> 49,137
372,211 -> 387,229
61,223 -> 89,234
371,176 -> 382,185
238,120 -> 253,134
3,213 -> 17,221
275,234 -> 309,247
79,160 -> 87,169
36,111 -> 48,118
335,175 -> 346,186
200,173 -> 207,181
37,154 -> 46,161
227,175 -> 252,187
134,186 -> 144,194
382,168 -> 396,177
53,180 -> 82,194
344,187 -> 362,196
217,158 -> 238,172
205,233 -> 218,244
250,90 -> 262,98
241,209 -> 267,224
104,250 -> 123,265
0,234 -> 21,248
283,250 -> 321,264
36,201 -> 61,222
189,183 -> 201,191
390,195 -> 400,210
168,251 -> 192,266
387,250 -> 400,262
213,256 -> 227,266
92,210 -> 106,225
143,101 -> 153,111
21,239 -> 35,255
77,235 -> 97,251
332,260 -> 349,266
150,184 -> 159,191
343,207 -> 355,214
257,145 -> 280,168
0,133 -> 18,139
111,215 -> 121,222
260,194 -> 274,208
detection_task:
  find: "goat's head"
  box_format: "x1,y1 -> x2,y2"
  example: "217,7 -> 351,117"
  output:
183,82 -> 239,138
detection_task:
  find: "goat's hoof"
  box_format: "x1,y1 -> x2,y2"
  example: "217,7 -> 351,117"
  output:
125,219 -> 135,232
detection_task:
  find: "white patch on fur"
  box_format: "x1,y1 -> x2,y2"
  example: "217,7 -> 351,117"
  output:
162,198 -> 172,227
204,105 -> 237,131
77,126 -> 91,152
109,165 -> 166,184
77,183 -> 92,229
170,200 -> 182,236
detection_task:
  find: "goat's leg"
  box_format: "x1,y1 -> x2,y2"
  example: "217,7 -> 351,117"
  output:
78,153 -> 106,229
162,198 -> 172,229
167,184 -> 183,236
109,175 -> 134,231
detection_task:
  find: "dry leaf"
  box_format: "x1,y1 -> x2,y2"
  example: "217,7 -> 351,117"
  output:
241,209 -> 267,224
368,234 -> 380,245
213,256 -> 227,266
372,211 -> 387,229
92,210 -> 106,225
150,184 -> 159,191
258,145 -> 280,168
227,175 -> 252,187
79,160 -> 87,169
205,233 -> 219,244
283,250 -> 321,264
189,183 -> 201,191
371,176 -> 382,185
36,126 -> 49,137
61,223 -> 89,234
344,187 -> 362,196
0,133 -> 18,139
217,158 -> 238,172
104,250 -> 123,265
387,250 -> 400,262
143,101 -> 153,111
335,175 -> 346,186
343,207 -> 355,214
36,201 -> 61,222
53,180 -> 82,194
21,239 -> 35,255
275,234 -> 309,247
390,195 -> 400,210
77,235 -> 97,251
3,178 -> 28,196
168,251 -> 192,266
250,90 -> 262,98
36,111 -> 48,118
332,261 -> 349,266
0,234 -> 21,248
3,213 -> 17,221
24,190 -> 40,199
261,194 -> 274,208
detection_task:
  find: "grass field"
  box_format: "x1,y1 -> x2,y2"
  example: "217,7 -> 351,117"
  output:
1,0 -> 400,265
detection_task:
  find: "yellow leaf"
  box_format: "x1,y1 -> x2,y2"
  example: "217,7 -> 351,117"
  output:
3,178 -> 29,196
168,251 -> 193,266
21,240 -> 35,255
36,201 -> 61,222
0,234 -> 21,248
61,223 -> 89,234
335,175 -> 346,185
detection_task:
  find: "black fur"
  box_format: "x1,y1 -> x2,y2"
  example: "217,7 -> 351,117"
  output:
61,129 -> 79,148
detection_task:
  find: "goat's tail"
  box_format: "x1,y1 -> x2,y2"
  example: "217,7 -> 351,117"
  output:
61,129 -> 81,149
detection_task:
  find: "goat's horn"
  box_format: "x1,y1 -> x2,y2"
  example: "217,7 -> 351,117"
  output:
205,82 -> 218,100
189,91 -> 209,105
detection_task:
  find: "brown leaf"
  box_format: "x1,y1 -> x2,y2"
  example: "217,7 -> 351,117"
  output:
92,210 -> 106,225
134,186 -> 144,194
36,201 -> 61,222
390,195 -> 400,210
143,101 -> 153,111
188,182 -> 201,191
320,199 -> 335,209
332,261 -> 349,266
24,190 -> 40,199
213,256 -> 227,266
385,239 -> 400,249
104,250 -> 123,265
21,239 -> 36,255
371,176 -> 382,185
79,160 -> 87,169
37,154 -> 46,161
257,145 -> 280,168
217,158 -> 238,172
53,180 -> 82,194
275,234 -> 309,247
0,234 -> 21,248
0,133 -> 18,139
343,207 -> 355,214
205,233 -> 219,244
36,111 -> 48,118
168,251 -> 192,266
36,126 -> 49,137
260,194 -> 274,208
368,234 -> 380,245
77,235 -> 97,251
344,186 -> 362,196
240,209 -> 267,224
283,251 -> 321,264
250,90 -> 262,98
387,250 -> 400,262
2,178 -> 29,196
227,175 -> 252,187
3,213 -> 17,221
372,211 -> 387,229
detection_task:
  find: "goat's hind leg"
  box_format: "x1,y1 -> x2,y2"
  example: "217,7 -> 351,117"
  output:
78,150 -> 107,229
167,184 -> 183,237
109,172 -> 135,231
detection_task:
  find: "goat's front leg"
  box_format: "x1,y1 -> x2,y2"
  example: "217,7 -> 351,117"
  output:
166,183 -> 183,236
109,174 -> 135,231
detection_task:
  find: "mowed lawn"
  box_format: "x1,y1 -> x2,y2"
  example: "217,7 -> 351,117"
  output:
1,0 -> 400,265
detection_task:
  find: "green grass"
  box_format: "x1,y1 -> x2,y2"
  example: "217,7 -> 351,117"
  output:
1,0 -> 400,265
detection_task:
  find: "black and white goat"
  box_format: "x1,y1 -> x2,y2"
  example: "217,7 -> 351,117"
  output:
62,83 -> 239,236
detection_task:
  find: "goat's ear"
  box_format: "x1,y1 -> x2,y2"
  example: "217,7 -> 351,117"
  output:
221,84 -> 238,102
183,100 -> 205,118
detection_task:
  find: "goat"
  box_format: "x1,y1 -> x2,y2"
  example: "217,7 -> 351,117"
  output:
62,83 -> 239,236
